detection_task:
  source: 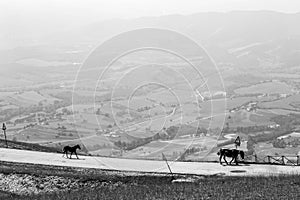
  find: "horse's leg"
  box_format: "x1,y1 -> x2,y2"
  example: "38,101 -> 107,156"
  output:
70,152 -> 73,159
75,150 -> 79,159
229,157 -> 235,165
224,156 -> 228,165
219,154 -> 222,164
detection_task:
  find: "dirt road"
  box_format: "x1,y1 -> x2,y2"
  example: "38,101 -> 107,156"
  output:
0,148 -> 299,176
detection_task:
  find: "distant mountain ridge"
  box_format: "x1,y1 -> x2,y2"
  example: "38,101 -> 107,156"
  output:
1,11 -> 300,67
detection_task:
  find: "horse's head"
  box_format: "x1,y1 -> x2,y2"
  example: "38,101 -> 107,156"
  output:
76,144 -> 81,150
217,148 -> 222,155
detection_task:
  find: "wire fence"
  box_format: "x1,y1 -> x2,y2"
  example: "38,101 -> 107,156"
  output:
245,154 -> 300,166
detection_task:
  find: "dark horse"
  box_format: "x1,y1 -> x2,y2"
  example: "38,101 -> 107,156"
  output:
62,144 -> 81,159
217,148 -> 244,165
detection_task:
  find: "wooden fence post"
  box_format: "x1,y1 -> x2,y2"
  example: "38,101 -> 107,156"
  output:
281,156 -> 285,165
254,154 -> 258,163
2,123 -> 7,148
297,156 -> 299,166
267,156 -> 271,164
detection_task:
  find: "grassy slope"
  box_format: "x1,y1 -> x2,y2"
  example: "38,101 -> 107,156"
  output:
33,176 -> 300,200
0,139 -> 59,153
0,160 -> 299,200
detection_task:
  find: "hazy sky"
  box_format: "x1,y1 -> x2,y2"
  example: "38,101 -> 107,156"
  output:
1,0 -> 300,24
0,0 -> 299,49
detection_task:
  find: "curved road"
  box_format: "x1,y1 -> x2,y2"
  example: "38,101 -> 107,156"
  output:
0,148 -> 299,176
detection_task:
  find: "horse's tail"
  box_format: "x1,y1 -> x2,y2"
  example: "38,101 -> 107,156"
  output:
62,146 -> 67,153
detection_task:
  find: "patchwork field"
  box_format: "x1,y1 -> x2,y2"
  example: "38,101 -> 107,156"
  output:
124,136 -> 227,160
254,142 -> 300,157
258,94 -> 300,110
234,81 -> 294,95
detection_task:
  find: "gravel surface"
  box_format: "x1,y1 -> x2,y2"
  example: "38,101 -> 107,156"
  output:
0,173 -> 106,195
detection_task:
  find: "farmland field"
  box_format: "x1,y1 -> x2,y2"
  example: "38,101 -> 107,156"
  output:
124,136 -> 226,160
254,142 -> 300,156
1,75 -> 299,162
234,81 -> 294,95
258,94 -> 300,110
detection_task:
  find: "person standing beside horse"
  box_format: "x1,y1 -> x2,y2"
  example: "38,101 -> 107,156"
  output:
217,148 -> 245,165
234,136 -> 241,149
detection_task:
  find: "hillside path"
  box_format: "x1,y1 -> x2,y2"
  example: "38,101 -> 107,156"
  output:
0,148 -> 299,176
